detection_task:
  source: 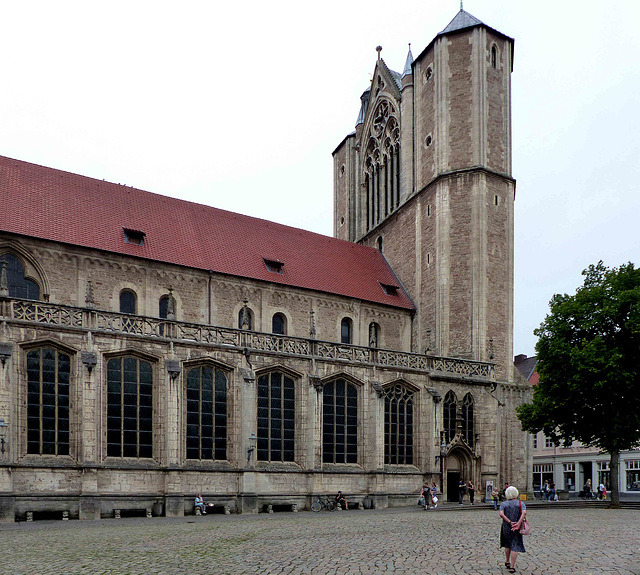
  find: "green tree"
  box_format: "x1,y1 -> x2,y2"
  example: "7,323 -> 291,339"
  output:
517,261 -> 640,507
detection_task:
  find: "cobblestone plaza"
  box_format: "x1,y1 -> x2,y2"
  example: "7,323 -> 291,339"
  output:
2,506 -> 638,574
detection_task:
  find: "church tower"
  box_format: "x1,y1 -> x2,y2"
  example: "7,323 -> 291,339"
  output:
333,9 -> 516,382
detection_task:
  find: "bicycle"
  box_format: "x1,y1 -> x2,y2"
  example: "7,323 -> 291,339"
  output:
311,496 -> 336,512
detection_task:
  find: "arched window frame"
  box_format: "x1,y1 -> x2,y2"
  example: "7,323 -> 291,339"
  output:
383,383 -> 414,465
1,252 -> 40,300
340,317 -> 353,344
185,363 -> 228,461
256,370 -> 296,462
119,289 -> 137,315
272,313 -> 287,335
322,377 -> 359,464
443,391 -> 458,444
491,44 -> 498,69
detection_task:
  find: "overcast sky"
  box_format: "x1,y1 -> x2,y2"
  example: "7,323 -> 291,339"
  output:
1,1 -> 638,357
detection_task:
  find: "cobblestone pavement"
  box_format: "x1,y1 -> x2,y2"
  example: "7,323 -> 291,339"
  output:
2,506 -> 639,575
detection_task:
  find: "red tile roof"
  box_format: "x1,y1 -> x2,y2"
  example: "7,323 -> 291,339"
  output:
0,156 -> 414,310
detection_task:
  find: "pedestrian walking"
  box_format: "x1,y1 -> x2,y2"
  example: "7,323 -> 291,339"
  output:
458,479 -> 466,505
467,480 -> 475,505
499,485 -> 527,573
492,486 -> 500,510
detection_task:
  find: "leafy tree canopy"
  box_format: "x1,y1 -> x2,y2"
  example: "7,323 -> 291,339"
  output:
517,261 -> 640,453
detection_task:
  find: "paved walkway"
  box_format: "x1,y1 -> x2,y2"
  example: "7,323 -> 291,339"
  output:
2,505 -> 638,574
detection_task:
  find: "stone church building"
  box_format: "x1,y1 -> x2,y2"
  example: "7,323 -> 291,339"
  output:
0,9 -> 530,521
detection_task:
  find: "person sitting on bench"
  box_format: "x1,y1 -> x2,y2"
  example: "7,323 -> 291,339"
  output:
195,494 -> 206,514
335,490 -> 349,510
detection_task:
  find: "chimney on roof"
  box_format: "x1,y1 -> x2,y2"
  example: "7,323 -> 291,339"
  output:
514,354 -> 527,364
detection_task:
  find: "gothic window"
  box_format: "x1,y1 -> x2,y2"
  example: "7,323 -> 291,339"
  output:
340,318 -> 353,344
238,306 -> 253,330
186,365 -> 227,460
491,45 -> 498,69
443,391 -> 457,443
322,378 -> 358,464
257,371 -> 295,462
119,290 -> 137,314
383,383 -> 414,465
364,100 -> 400,231
1,253 -> 40,300
26,347 -> 70,455
368,322 -> 379,348
272,313 -> 286,335
462,393 -> 474,447
107,356 -> 153,458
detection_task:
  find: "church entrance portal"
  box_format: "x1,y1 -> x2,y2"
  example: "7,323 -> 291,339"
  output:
447,472 -> 460,502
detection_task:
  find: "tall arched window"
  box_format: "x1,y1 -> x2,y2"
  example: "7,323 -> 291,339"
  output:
119,290 -> 137,314
106,356 -> 153,458
462,393 -> 475,447
323,378 -> 358,464
26,347 -> 70,455
364,101 -> 400,231
186,365 -> 227,460
1,253 -> 40,299
257,371 -> 295,462
491,45 -> 498,69
383,383 -> 414,465
340,318 -> 352,344
443,391 -> 458,443
272,313 -> 286,335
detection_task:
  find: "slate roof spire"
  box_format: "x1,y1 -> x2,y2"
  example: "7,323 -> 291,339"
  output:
402,43 -> 414,77
440,7 -> 484,34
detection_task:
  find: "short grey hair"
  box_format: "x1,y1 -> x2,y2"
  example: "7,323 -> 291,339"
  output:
505,486 -> 519,500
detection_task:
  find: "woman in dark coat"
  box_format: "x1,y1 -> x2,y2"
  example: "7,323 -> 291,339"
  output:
499,485 -> 527,573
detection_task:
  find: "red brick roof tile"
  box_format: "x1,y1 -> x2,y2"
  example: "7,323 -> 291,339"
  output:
0,156 -> 414,310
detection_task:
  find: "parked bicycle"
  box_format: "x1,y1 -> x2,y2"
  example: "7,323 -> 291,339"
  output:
311,495 -> 336,512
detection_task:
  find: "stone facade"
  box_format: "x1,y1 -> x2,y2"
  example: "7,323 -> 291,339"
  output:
0,9 -> 531,522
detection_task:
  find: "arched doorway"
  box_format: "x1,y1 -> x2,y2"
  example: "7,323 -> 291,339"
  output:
445,449 -> 472,503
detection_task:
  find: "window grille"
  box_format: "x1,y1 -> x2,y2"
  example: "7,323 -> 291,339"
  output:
119,290 -> 136,314
322,378 -> 358,464
27,347 -> 70,455
383,384 -> 414,465
257,371 -> 295,462
186,366 -> 227,460
107,357 -> 153,458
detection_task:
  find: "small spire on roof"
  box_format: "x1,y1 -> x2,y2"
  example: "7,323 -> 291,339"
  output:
402,43 -> 414,77
376,45 -> 382,60
460,1 -> 464,10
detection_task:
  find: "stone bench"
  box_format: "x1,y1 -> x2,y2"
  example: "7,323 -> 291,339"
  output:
336,499 -> 365,510
26,510 -> 70,522
114,508 -> 152,519
263,503 -> 299,513
195,503 -> 231,516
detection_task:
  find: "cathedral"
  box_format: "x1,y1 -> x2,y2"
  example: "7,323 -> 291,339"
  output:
0,8 -> 530,522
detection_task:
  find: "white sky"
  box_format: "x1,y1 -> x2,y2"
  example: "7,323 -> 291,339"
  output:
1,1 -> 639,358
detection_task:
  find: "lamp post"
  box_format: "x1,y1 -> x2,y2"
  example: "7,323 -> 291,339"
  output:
0,418 -> 7,455
246,433 -> 257,466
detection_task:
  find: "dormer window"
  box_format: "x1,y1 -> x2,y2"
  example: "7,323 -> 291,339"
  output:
380,283 -> 399,296
264,259 -> 284,274
123,228 -> 145,246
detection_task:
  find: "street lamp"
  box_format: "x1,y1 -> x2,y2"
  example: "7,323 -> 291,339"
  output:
246,433 -> 257,466
0,418 -> 7,454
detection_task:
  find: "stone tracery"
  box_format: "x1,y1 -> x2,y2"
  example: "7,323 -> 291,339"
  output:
364,100 -> 400,231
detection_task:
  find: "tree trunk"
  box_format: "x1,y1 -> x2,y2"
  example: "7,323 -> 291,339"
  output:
609,450 -> 620,508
